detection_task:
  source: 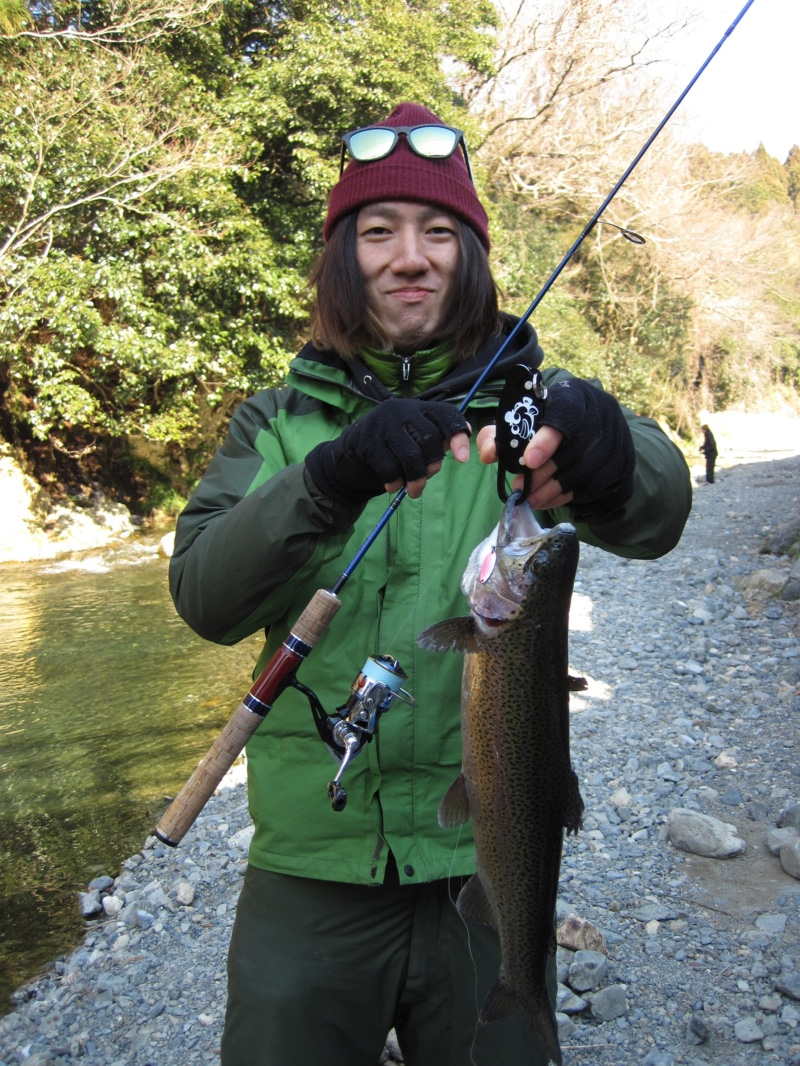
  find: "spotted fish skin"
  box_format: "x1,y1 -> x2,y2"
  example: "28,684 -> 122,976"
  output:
418,495 -> 584,1066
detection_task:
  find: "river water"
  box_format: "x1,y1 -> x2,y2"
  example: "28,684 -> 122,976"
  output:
0,540 -> 263,1013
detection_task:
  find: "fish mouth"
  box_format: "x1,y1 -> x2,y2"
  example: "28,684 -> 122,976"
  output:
498,490 -> 547,549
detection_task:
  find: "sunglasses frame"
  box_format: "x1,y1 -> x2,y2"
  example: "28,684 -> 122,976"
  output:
339,123 -> 474,183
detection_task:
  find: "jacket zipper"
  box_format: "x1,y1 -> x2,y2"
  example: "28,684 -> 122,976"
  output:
400,355 -> 413,398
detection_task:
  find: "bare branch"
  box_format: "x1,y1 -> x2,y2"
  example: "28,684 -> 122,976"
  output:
0,45 -> 233,272
1,0 -> 222,46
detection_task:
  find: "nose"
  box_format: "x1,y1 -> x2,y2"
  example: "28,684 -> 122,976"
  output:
389,226 -> 429,275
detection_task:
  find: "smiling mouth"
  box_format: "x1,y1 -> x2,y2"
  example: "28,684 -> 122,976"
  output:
390,288 -> 432,300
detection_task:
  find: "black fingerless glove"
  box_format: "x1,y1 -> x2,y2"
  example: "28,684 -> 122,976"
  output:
542,378 -> 636,521
305,398 -> 471,505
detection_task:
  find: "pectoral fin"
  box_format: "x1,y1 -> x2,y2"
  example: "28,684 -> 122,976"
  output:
417,617 -> 480,654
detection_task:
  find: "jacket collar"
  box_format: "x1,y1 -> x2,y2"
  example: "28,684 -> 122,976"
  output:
287,313 -> 544,408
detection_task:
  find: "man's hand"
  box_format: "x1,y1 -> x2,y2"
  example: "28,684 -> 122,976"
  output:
306,398 -> 471,504
479,377 -> 636,518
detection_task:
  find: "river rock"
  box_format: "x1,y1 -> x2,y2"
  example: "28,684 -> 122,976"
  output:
77,889 -> 103,917
777,802 -> 800,830
0,445 -> 138,562
230,825 -> 255,852
157,531 -> 175,558
779,839 -> 800,880
687,1014 -> 710,1044
734,1016 -> 764,1043
754,913 -> 787,934
629,902 -> 682,923
556,983 -> 588,1014
781,554 -> 800,599
666,808 -> 746,858
556,913 -> 607,954
738,568 -> 788,598
556,1012 -> 576,1043
609,787 -> 633,808
586,983 -> 628,1022
714,752 -> 737,769
766,826 -> 799,854
175,881 -> 196,906
759,516 -> 800,555
568,950 -> 608,992
102,895 -> 124,917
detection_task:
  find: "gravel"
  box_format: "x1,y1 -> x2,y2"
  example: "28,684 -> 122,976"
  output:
1,450 -> 799,1066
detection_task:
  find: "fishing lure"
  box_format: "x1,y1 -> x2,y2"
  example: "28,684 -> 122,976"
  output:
495,364 -> 548,503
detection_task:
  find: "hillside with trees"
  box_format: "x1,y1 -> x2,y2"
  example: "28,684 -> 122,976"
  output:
1,0 -> 798,515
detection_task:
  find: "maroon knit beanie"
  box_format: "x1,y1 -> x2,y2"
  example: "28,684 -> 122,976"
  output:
324,102 -> 490,251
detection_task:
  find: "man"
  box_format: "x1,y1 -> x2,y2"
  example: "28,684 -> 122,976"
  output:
169,102 -> 692,1066
700,423 -> 718,483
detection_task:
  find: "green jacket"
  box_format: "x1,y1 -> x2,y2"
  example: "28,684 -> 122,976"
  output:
169,316 -> 692,886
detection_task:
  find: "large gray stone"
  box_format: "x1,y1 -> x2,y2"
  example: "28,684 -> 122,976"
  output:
667,808 -> 746,858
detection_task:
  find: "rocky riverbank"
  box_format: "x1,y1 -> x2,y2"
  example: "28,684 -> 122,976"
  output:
1,445 -> 800,1066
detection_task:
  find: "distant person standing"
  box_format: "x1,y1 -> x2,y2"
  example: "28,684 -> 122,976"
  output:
700,424 -> 718,483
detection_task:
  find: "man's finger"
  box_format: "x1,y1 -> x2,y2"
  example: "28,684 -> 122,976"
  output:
522,425 -> 564,470
476,425 -> 498,465
447,431 -> 471,464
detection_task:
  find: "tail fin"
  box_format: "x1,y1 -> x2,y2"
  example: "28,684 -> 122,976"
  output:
480,980 -> 562,1066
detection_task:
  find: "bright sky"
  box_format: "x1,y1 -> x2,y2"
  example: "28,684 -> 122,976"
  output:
659,0 -> 797,161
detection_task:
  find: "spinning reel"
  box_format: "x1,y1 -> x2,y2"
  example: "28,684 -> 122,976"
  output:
295,654 -> 416,811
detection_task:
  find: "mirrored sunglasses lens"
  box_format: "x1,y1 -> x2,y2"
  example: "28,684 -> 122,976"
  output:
348,128 -> 396,161
407,125 -> 459,158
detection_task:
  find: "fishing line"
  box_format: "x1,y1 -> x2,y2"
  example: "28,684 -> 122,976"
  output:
439,824 -> 483,1066
330,0 -> 757,598
377,472 -> 499,658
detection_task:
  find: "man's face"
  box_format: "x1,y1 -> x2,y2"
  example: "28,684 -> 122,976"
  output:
355,200 -> 460,353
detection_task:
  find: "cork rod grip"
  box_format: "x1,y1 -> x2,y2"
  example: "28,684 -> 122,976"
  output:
154,699 -> 265,847
154,588 -> 341,847
290,588 -> 342,645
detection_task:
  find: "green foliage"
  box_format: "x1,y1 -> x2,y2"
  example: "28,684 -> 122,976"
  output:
785,145 -> 800,205
0,0 -> 29,32
715,144 -> 793,214
0,0 -> 497,500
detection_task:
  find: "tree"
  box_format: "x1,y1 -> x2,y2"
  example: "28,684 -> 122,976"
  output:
0,0 -> 499,500
462,0 -> 800,431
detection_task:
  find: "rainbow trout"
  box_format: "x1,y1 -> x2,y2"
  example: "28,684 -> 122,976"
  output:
417,493 -> 584,1066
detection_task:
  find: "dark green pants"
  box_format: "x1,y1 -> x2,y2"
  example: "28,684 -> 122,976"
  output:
221,865 -> 554,1066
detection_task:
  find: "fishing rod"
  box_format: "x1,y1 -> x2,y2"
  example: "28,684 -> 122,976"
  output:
154,0 -> 756,846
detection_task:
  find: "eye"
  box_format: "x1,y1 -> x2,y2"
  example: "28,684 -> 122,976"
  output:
427,223 -> 457,238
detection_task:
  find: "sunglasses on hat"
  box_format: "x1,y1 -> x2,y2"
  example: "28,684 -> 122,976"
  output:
339,124 -> 474,183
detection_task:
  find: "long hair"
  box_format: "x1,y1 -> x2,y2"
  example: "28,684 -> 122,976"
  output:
309,211 -> 499,361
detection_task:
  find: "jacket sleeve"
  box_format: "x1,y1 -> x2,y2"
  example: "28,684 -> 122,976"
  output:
540,370 -> 692,559
168,390 -> 363,644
